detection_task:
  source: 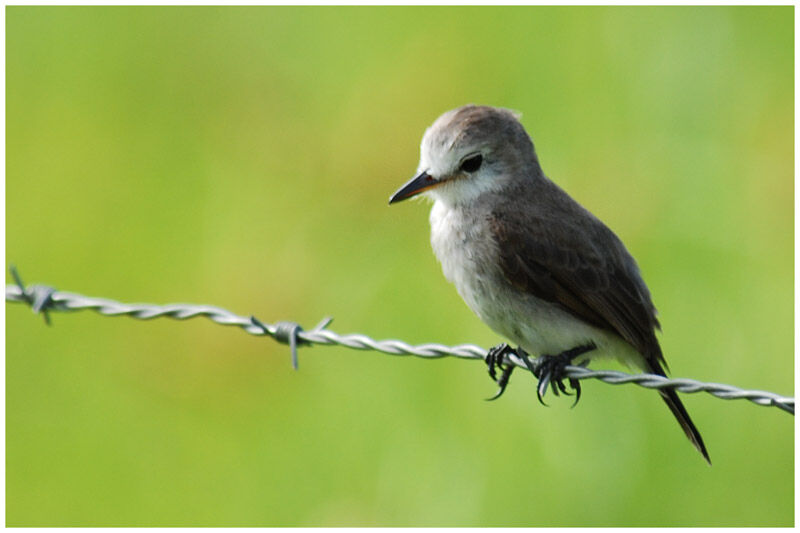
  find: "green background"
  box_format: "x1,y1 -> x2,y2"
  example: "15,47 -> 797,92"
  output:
6,6 -> 793,526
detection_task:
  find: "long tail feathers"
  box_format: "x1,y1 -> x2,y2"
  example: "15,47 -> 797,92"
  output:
648,358 -> 711,464
658,387 -> 711,464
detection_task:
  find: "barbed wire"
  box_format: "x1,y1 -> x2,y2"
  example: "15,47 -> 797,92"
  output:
5,271 -> 794,415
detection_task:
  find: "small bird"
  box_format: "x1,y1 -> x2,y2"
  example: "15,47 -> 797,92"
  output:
389,104 -> 710,463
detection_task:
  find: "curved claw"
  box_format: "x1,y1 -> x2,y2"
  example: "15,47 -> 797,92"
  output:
537,373 -> 551,406
485,387 -> 506,402
486,364 -> 514,401
569,379 -> 582,408
484,344 -> 516,401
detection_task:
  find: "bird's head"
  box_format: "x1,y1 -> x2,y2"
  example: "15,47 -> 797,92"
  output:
389,104 -> 540,206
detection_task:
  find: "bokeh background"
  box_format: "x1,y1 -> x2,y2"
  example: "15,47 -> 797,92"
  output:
6,6 -> 793,526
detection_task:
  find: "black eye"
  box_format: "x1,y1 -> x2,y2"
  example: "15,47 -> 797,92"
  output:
460,154 -> 483,173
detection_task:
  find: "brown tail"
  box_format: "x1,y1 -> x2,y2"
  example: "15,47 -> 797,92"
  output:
649,359 -> 711,464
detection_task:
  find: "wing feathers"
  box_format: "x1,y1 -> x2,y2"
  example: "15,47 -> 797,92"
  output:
488,207 -> 663,365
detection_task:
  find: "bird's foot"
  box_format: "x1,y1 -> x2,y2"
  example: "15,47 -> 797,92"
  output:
485,343 -> 521,401
531,343 -> 596,407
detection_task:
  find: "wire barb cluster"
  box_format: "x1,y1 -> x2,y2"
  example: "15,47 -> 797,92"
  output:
6,273 -> 794,415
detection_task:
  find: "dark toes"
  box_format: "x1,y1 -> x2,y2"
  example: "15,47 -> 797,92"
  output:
486,343 -> 511,381
485,343 -> 592,407
485,343 -> 518,400
485,363 -> 515,401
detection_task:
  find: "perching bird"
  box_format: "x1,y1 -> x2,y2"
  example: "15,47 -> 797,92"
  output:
389,104 -> 710,463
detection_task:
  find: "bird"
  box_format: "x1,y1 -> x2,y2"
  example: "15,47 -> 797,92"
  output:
388,104 -> 710,464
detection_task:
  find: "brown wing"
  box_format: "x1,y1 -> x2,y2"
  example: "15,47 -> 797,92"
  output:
488,208 -> 664,366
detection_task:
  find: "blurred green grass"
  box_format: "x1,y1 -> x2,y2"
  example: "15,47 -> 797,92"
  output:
6,6 -> 793,526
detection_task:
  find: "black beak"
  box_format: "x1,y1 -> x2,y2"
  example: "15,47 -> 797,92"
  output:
389,171 -> 438,204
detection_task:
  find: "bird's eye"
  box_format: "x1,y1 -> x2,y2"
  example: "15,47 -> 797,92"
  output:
460,154 -> 483,173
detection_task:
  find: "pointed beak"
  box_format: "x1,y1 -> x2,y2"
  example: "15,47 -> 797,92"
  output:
389,171 -> 438,204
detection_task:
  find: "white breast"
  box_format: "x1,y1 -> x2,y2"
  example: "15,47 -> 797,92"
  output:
429,201 -> 496,313
429,200 -> 530,349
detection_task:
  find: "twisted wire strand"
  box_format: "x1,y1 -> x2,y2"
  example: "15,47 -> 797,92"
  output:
6,282 -> 794,415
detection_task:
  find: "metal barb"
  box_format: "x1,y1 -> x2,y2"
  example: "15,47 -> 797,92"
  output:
5,276 -> 793,415
9,266 -> 55,325
252,315 -> 334,371
273,320 -> 305,370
